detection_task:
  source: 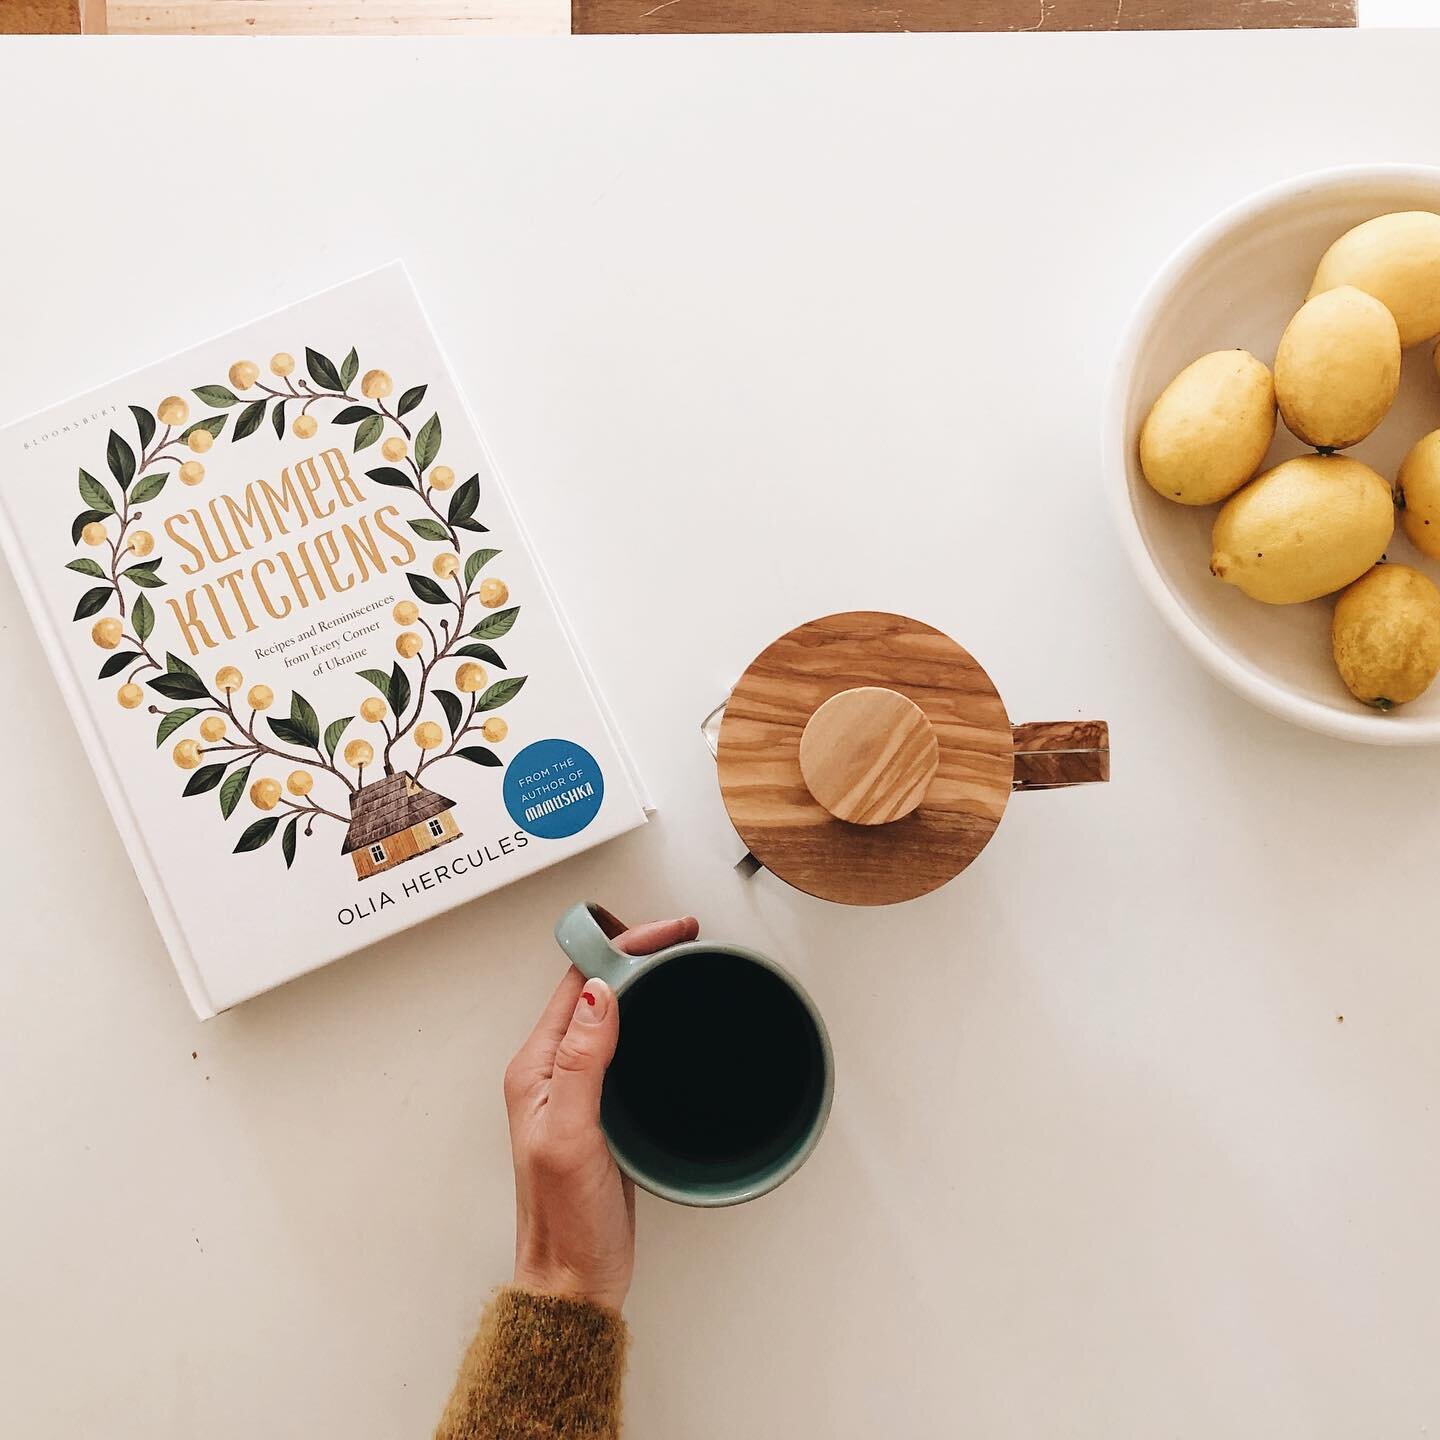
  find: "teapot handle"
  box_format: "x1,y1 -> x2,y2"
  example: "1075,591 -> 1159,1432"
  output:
1010,721 -> 1109,791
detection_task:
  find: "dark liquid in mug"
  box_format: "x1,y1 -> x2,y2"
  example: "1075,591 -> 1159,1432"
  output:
603,952 -> 824,1170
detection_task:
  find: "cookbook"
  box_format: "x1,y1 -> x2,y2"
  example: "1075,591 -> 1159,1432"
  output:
0,265 -> 648,1017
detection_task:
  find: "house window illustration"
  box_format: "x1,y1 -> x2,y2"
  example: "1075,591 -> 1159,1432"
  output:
342,771 -> 463,880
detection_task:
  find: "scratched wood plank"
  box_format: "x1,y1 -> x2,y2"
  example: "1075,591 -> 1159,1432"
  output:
575,0 -> 1355,36
2,0 -> 81,30
107,0 -> 562,33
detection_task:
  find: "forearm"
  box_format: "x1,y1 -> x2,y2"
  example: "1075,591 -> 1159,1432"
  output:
435,1287 -> 629,1440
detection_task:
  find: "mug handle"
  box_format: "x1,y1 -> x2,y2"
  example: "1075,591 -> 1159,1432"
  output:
554,901 -> 638,989
1010,720 -> 1110,791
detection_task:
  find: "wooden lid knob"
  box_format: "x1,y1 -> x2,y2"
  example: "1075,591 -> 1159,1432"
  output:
798,686 -> 940,825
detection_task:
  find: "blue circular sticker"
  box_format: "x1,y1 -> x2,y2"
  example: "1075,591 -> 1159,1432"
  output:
503,739 -> 606,839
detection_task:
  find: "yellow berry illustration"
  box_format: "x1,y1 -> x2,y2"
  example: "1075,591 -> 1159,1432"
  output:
91,617 -> 123,649
199,715 -> 227,741
344,738 -> 374,769
381,437 -> 407,461
414,720 -> 443,750
179,460 -> 205,486
187,428 -> 214,454
361,369 -> 393,399
157,395 -> 189,427
286,770 -> 313,797
481,717 -> 509,743
455,662 -> 487,693
247,684 -> 274,711
293,414 -> 319,440
270,352 -> 295,377
81,521 -> 107,546
215,665 -> 243,692
117,683 -> 144,710
359,696 -> 387,723
250,777 -> 282,811
478,578 -> 509,608
228,360 -> 260,391
173,738 -> 202,770
127,530 -> 155,558
396,631 -> 424,659
433,552 -> 459,579
428,465 -> 455,491
393,600 -> 419,625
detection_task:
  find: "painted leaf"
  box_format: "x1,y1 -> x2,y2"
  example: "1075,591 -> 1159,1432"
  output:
340,347 -> 359,389
130,404 -> 156,450
149,671 -> 209,701
397,383 -> 426,417
476,675 -> 526,711
130,472 -> 167,504
454,516 -> 490,534
408,518 -> 449,544
436,689 -> 463,736
106,432 -> 136,490
156,707 -> 200,746
282,815 -> 299,869
193,385 -> 239,408
471,606 -> 519,640
98,650 -> 140,679
121,565 -> 164,588
183,763 -> 226,797
354,414 -> 384,452
389,661 -> 411,719
79,469 -> 115,516
290,691 -> 320,747
407,572 -> 450,606
233,399 -> 267,440
415,413 -> 442,472
365,466 -> 413,490
448,476 -> 479,526
267,716 -> 312,748
66,557 -> 106,579
306,347 -> 344,392
456,643 -> 505,669
333,405 -> 376,425
272,401 -> 287,440
456,746 -> 502,767
73,586 -> 113,620
219,762 -> 252,820
71,509 -> 109,544
166,652 -> 202,682
133,592 -> 154,643
463,548 -> 501,587
323,716 -> 353,760
234,816 -> 280,853
181,415 -> 227,441
357,668 -> 391,700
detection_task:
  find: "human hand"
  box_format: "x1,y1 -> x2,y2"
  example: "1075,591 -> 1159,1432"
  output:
504,912 -> 700,1313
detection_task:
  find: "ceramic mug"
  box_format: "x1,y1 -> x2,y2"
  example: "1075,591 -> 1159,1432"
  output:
554,901 -> 834,1207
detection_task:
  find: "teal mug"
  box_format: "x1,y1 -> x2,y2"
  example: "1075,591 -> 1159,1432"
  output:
554,902 -> 834,1207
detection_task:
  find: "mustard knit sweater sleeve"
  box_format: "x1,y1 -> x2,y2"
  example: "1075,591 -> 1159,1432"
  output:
434,1287 -> 629,1440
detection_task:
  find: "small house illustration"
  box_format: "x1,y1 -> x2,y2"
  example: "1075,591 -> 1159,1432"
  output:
342,771 -> 462,880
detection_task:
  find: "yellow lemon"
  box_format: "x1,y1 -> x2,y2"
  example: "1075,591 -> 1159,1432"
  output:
393,600 -> 419,625
117,682 -> 144,709
429,465 -> 455,491
179,460 -> 205,487
293,414 -> 318,440
173,738 -> 202,770
481,716 -> 508,743
228,360 -> 260,391
344,738 -> 374,769
478,578 -> 509,608
1332,565 -> 1440,707
270,352 -> 295,377
81,521 -> 107,546
91,617 -> 123,649
215,665 -> 243,692
414,720 -> 443,750
187,427 -> 214,454
455,662 -> 487,693
247,684 -> 274,711
157,395 -> 189,426
396,631 -> 424,659
250,777 -> 282,811
361,369 -> 393,399
1310,211 -> 1440,347
286,770 -> 313,797
382,437 -> 407,461
1398,430 -> 1440,560
127,530 -> 155,558
199,715 -> 226,741
433,552 -> 459,579
360,696 -> 387,723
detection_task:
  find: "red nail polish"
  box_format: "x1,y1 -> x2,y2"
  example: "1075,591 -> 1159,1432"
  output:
582,990 -> 596,1007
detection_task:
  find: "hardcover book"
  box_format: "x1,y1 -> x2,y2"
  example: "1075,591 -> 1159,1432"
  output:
0,266 -> 648,1017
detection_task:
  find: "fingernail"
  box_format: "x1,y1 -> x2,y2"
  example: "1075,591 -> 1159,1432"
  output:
575,978 -> 610,1024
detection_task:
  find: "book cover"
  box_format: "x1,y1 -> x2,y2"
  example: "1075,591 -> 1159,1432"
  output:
0,265 -> 648,1018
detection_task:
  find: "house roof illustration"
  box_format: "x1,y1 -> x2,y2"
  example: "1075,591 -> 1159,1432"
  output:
341,771 -> 457,855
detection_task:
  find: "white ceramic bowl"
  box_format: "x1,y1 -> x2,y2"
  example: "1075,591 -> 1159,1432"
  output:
1104,164 -> 1440,745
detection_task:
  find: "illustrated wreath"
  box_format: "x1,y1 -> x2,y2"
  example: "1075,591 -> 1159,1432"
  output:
65,346 -> 525,869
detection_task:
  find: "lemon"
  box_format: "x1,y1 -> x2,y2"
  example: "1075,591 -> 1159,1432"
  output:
478,578 -> 509,608
247,684 -> 274,711
382,437 -> 407,462
293,414 -> 318,439
361,369 -> 393,399
228,360 -> 260,391
1310,211 -> 1440,347
429,465 -> 455,491
360,696 -> 387,723
414,721 -> 443,750
91,617 -> 123,649
199,715 -> 226,741
344,738 -> 374,769
481,717 -> 508,743
396,632 -> 423,658
393,600 -> 419,626
455,662 -> 487,693
81,521 -> 107,546
270,352 -> 295,377
157,395 -> 189,426
1398,430 -> 1440,560
250,777 -> 282,810
1332,564 -> 1440,707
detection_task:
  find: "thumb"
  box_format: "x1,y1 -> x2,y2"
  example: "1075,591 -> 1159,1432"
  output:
548,978 -> 620,1128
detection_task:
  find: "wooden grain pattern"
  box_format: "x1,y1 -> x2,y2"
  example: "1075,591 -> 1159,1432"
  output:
717,611 -> 1015,906
106,0 -> 563,33
1011,719 -> 1110,790
3,0 -> 82,31
798,686 -> 940,825
574,0 -> 1353,34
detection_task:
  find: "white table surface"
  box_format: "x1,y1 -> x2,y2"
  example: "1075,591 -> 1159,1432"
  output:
3,29 -> 1439,1439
